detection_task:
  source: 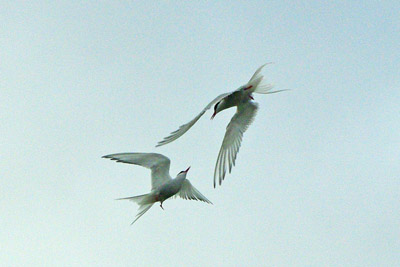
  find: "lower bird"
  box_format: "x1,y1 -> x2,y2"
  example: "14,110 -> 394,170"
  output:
102,152 -> 212,225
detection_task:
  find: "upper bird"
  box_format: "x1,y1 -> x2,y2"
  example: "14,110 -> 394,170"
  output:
102,152 -> 212,225
156,63 -> 287,187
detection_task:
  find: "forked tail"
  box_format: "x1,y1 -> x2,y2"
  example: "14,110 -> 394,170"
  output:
117,193 -> 157,225
247,63 -> 290,94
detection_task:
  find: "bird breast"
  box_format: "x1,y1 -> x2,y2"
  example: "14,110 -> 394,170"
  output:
159,179 -> 184,199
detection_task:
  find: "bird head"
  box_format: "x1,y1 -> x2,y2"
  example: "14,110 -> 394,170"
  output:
177,166 -> 190,178
211,101 -> 224,120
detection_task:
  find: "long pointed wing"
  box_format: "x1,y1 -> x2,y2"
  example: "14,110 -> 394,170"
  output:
156,92 -> 232,147
214,101 -> 258,187
178,180 -> 213,204
102,153 -> 171,190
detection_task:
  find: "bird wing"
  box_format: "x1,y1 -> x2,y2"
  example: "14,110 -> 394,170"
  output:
214,101 -> 258,187
102,153 -> 171,190
156,92 -> 232,147
178,180 -> 213,204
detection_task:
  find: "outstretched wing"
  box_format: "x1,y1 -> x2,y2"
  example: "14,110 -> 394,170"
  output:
178,180 -> 213,204
214,101 -> 258,187
102,153 -> 171,190
156,92 -> 232,147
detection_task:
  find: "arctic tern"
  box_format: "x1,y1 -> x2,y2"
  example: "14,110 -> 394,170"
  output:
103,152 -> 212,224
156,63 -> 287,187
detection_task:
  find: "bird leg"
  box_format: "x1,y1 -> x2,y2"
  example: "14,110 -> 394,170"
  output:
160,202 -> 164,210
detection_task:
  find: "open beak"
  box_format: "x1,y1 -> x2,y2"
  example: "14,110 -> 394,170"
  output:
184,166 -> 191,173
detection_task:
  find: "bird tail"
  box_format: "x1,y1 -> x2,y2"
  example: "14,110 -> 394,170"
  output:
247,63 -> 288,95
117,193 -> 157,225
246,63 -> 274,94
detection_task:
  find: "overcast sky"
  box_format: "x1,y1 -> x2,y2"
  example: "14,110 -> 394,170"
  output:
1,1 -> 399,266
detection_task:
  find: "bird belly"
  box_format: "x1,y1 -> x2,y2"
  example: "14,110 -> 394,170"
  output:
159,184 -> 180,201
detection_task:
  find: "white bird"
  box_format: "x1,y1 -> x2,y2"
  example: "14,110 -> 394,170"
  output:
156,63 -> 287,187
102,152 -> 212,225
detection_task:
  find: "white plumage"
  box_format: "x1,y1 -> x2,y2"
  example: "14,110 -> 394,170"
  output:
157,64 -> 287,187
103,152 -> 212,224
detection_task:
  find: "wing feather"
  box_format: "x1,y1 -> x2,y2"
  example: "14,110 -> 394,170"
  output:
213,101 -> 258,187
178,180 -> 213,204
102,153 -> 171,190
156,92 -> 231,147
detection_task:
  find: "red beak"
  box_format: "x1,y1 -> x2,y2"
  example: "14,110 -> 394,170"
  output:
211,111 -> 216,120
184,166 -> 191,173
244,85 -> 253,90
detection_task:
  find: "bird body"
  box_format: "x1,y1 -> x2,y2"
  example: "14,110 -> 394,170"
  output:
157,173 -> 186,201
157,64 -> 287,187
212,90 -> 246,117
103,153 -> 212,224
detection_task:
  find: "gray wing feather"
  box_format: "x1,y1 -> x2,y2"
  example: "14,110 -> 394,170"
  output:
213,101 -> 258,187
156,92 -> 231,147
102,153 -> 171,190
178,180 -> 213,204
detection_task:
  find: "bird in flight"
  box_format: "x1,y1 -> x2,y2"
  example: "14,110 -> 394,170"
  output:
102,152 -> 212,224
156,63 -> 287,187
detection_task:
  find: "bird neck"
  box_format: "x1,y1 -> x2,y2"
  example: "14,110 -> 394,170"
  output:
175,175 -> 186,184
221,92 -> 245,111
217,99 -> 234,114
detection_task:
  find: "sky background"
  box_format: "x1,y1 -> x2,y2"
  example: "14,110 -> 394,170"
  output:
1,1 -> 399,266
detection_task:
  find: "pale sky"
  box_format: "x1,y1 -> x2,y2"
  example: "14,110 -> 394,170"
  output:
1,1 -> 399,266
